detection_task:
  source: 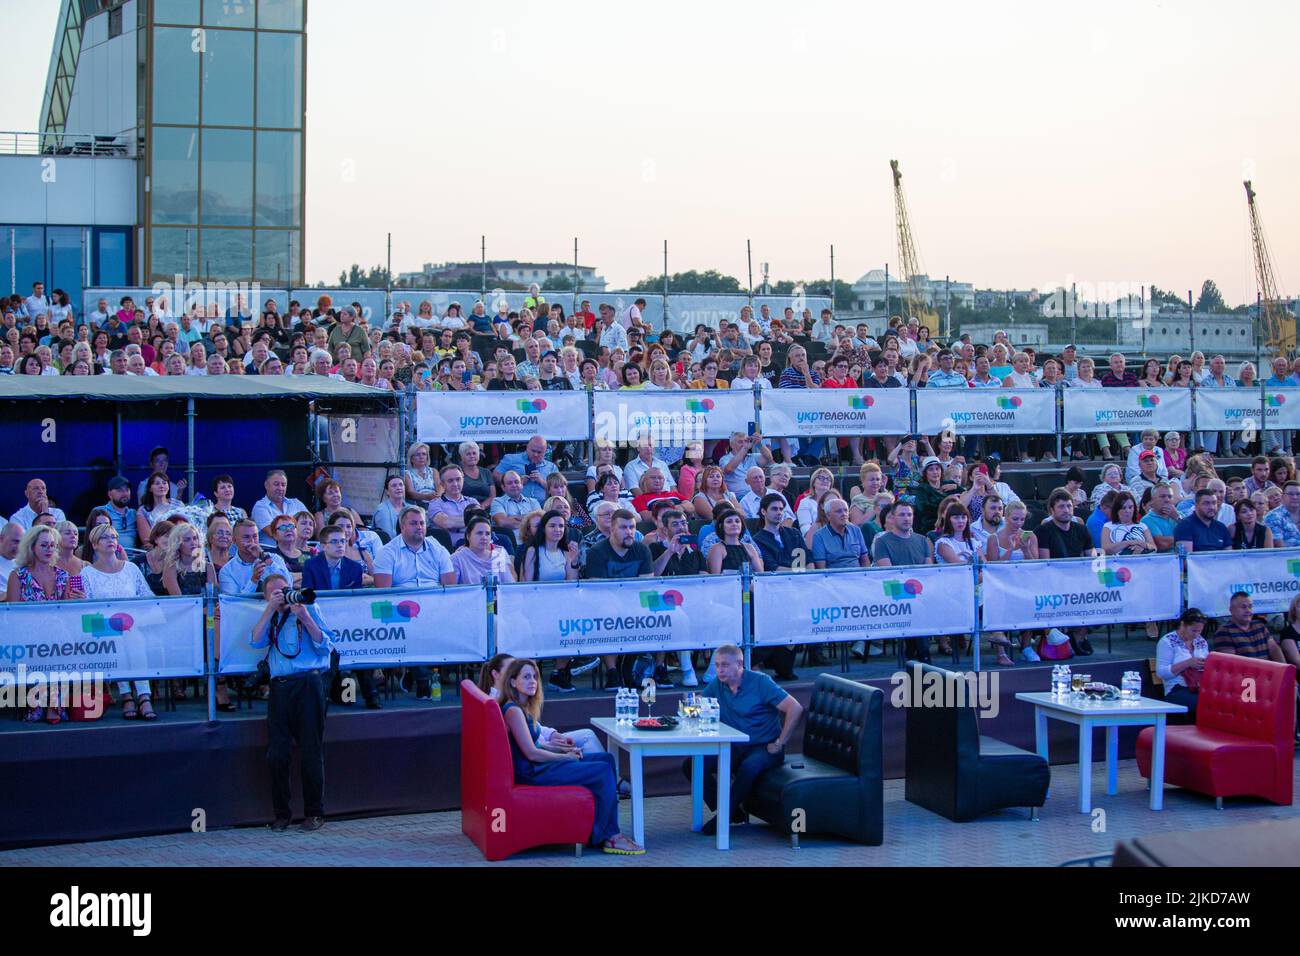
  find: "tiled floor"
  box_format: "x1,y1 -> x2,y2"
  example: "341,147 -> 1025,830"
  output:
6,759 -> 1295,867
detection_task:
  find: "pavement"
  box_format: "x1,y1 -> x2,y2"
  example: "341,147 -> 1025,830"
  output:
5,758 -> 1296,867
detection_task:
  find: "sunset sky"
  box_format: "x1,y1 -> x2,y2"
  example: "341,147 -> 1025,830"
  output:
4,0 -> 1298,303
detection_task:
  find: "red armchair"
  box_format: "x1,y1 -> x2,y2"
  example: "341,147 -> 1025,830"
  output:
1137,653 -> 1295,807
460,680 -> 595,861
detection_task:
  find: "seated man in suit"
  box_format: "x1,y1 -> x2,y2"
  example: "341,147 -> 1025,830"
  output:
684,643 -> 803,835
302,525 -> 377,709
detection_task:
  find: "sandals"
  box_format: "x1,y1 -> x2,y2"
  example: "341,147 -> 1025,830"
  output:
122,696 -> 138,720
46,707 -> 67,725
138,697 -> 157,721
602,835 -> 645,856
215,681 -> 236,712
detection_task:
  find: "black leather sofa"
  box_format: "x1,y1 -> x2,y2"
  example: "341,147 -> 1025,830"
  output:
743,673 -> 884,847
904,663 -> 1050,822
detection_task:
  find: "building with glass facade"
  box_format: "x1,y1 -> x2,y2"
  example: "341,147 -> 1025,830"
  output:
0,0 -> 306,309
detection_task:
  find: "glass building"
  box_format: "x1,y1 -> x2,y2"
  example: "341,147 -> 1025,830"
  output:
18,0 -> 307,298
145,0 -> 306,285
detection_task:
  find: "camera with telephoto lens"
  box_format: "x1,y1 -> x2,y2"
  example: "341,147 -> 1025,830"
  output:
281,587 -> 316,606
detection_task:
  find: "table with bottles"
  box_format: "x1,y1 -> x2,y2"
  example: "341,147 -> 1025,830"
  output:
1015,666 -> 1187,814
592,691 -> 750,850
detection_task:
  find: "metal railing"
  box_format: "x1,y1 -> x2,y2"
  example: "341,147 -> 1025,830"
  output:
0,130 -> 135,158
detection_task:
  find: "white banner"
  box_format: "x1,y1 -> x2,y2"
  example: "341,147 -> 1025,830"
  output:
496,576 -> 743,658
1193,388 -> 1300,433
981,554 -> 1181,630
0,596 -> 205,682
218,587 -> 488,674
416,389 -> 590,443
914,387 -> 1055,435
752,565 -> 975,646
759,387 -> 912,438
592,389 -> 754,444
1185,548 -> 1300,618
1061,386 -> 1192,434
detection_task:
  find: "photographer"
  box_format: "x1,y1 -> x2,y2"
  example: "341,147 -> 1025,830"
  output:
250,573 -> 336,832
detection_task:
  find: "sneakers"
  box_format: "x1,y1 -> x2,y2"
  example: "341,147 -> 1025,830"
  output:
300,816 -> 324,832
680,669 -> 699,687
605,667 -> 623,692
270,818 -> 291,833
1020,645 -> 1042,663
548,669 -> 576,694
1073,636 -> 1095,657
653,664 -> 674,688
867,642 -> 885,656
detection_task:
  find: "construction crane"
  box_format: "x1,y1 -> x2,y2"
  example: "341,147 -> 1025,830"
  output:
1244,179 -> 1295,355
890,159 -> 940,333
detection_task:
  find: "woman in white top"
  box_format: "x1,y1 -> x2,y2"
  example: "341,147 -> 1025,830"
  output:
136,472 -> 185,544
404,443 -> 439,505
797,468 -> 837,541
1101,491 -> 1157,555
80,525 -> 157,720
521,509 -> 580,582
1003,352 -> 1039,462
935,502 -> 978,564
1156,609 -> 1210,719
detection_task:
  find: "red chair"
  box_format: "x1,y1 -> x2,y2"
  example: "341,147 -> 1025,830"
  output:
460,680 -> 595,861
1137,653 -> 1296,807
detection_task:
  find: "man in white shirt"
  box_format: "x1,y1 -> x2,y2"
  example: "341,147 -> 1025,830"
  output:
251,469 -> 309,548
10,478 -> 66,530
126,353 -> 159,376
622,438 -> 676,492
86,297 -> 112,329
617,298 -> 649,331
373,507 -> 457,589
0,521 -> 22,585
811,309 -> 837,344
22,282 -> 49,320
596,304 -> 629,351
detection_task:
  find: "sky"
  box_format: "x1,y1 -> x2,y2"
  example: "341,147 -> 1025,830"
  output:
2,0 -> 1298,303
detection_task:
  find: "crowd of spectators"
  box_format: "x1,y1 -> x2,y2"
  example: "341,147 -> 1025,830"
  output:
6,284 -> 1300,727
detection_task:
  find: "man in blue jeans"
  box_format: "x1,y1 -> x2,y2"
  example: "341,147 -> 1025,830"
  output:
685,644 -> 803,835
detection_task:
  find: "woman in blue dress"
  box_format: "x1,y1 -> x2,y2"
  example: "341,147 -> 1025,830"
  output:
498,658 -> 644,856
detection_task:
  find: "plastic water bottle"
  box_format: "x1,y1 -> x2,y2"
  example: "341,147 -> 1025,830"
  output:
1054,665 -> 1071,698
1122,670 -> 1141,702
430,669 -> 442,703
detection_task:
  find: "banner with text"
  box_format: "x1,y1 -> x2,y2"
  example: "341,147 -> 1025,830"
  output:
1185,548 -> 1300,618
752,565 -> 975,646
218,587 -> 488,674
915,387 -> 1055,435
1061,386 -> 1192,434
0,596 -> 204,682
759,387 -> 912,438
496,576 -> 743,658
981,554 -> 1181,630
592,389 -> 754,444
1194,388 -> 1300,433
416,390 -> 590,444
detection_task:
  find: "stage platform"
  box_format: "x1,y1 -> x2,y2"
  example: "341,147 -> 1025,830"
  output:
0,631 -> 1171,851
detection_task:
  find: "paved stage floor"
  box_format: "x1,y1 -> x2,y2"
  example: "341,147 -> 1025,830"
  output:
5,759 -> 1296,867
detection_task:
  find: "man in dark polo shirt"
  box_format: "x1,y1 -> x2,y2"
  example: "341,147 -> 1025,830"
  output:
1174,489 -> 1233,552
1034,489 -> 1099,657
1213,592 -> 1285,661
687,643 -> 803,836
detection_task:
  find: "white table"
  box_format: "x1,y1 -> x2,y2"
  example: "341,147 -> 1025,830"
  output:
1015,692 -> 1187,813
591,716 -> 750,850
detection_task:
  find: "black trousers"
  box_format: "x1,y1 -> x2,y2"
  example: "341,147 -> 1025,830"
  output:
267,669 -> 327,820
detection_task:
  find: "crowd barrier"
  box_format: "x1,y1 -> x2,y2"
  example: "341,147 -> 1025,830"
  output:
415,386 -> 1300,444
4,549 -> 1295,709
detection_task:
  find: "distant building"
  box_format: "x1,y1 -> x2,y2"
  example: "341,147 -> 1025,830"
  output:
959,323 -> 1050,348
975,289 -> 1039,310
851,269 -> 974,312
397,260 -> 607,292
